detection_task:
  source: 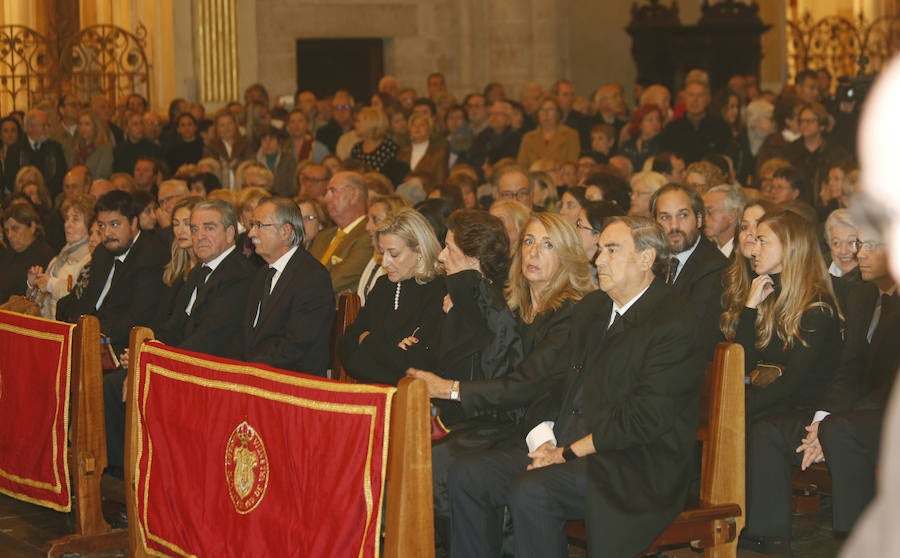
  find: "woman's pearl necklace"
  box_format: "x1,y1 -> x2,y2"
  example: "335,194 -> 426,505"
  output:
394,281 -> 402,310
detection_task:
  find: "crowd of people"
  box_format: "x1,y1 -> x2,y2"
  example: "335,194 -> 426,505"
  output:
0,66 -> 893,557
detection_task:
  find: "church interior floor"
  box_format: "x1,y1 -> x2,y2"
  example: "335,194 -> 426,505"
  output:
0,480 -> 843,557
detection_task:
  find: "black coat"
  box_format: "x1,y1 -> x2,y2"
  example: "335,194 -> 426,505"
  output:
340,274 -> 445,385
242,247 -> 334,376
7,140 -> 67,198
56,231 -> 168,353
157,248 -> 255,359
525,280 -> 705,557
0,240 -> 56,300
657,113 -> 732,164
670,236 -> 729,357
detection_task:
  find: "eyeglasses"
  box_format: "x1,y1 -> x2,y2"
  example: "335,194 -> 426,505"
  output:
303,215 -> 317,222
575,219 -> 601,235
248,221 -> 277,231
333,104 -> 352,111
497,189 -> 531,201
851,240 -> 884,252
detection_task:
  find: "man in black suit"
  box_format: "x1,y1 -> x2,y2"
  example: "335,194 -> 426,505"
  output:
449,217 -> 704,558
650,183 -> 729,356
55,190 -> 168,477
156,199 -> 254,357
743,228 -> 900,553
244,197 -> 334,375
657,80 -> 732,164
8,109 -> 67,199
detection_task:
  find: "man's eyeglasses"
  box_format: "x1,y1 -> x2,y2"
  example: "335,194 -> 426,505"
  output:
575,219 -> 601,235
248,221 -> 277,231
498,189 -> 531,201
851,240 -> 884,252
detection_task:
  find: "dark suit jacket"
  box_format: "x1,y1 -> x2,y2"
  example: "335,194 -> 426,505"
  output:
308,218 -> 373,295
527,280 -> 704,557
671,236 -> 729,357
8,139 -> 67,198
157,248 -> 255,359
56,231 -> 168,353
819,282 -> 900,414
242,247 -> 334,375
397,141 -> 449,185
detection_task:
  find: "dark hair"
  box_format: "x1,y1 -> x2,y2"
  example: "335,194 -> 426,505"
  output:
582,200 -> 625,232
414,198 -> 455,246
95,190 -> 140,221
258,126 -> 286,141
191,172 -> 222,195
168,98 -> 188,122
0,115 -> 23,145
700,153 -> 732,182
447,209 -> 511,288
651,151 -> 678,175
431,184 -> 464,210
175,111 -> 198,128
443,104 -> 467,126
3,202 -> 44,239
132,190 -> 156,211
583,170 -> 631,213
648,183 -> 705,221
773,166 -> 807,194
562,186 -> 587,207
795,70 -> 817,86
412,98 -> 436,117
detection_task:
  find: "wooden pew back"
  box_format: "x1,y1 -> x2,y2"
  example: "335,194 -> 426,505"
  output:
330,292 -> 361,383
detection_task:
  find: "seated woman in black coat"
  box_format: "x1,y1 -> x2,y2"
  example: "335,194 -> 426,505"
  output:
340,208 -> 445,385
408,212 -> 595,528
0,202 -> 55,301
726,210 -> 843,421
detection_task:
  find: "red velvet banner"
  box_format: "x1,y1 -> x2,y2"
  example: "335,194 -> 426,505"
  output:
133,341 -> 397,558
0,310 -> 74,511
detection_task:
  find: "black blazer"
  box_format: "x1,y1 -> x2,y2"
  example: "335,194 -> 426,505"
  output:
527,280 -> 705,557
56,231 -> 168,353
671,236 -> 729,357
819,282 -> 900,414
157,248 -> 255,359
7,139 -> 67,198
242,247 -> 334,376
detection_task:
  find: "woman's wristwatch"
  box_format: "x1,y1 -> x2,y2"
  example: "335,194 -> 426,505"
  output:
449,380 -> 460,401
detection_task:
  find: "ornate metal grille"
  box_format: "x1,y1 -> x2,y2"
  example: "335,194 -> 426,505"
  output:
787,12 -> 900,80
64,24 -> 151,109
0,25 -> 56,115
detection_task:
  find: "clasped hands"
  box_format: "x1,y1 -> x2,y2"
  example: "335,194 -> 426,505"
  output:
795,421 -> 825,470
27,265 -> 50,291
527,441 -> 565,470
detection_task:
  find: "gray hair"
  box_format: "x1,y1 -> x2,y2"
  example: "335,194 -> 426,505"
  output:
260,197 -> 306,248
605,216 -> 671,279
192,199 -> 239,242
706,184 -> 747,217
745,99 -> 774,127
824,208 -> 858,243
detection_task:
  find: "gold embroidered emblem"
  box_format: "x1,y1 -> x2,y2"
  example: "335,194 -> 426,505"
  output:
224,421 -> 269,514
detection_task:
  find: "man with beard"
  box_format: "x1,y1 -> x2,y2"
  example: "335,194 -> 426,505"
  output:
650,183 -> 728,355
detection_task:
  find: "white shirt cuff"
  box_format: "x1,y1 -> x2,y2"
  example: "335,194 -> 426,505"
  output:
812,411 -> 830,424
525,421 -> 556,452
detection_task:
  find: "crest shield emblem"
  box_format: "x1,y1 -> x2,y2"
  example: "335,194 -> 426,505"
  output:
224,421 -> 269,514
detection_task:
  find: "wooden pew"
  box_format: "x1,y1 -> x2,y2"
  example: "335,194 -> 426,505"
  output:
125,326 -> 433,558
330,291 -> 361,383
40,315 -> 128,556
567,342 -> 745,557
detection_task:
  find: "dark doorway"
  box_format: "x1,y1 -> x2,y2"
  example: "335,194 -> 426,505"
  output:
296,39 -> 384,102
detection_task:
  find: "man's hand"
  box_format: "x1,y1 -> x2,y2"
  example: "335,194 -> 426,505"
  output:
796,421 -> 825,470
527,441 -> 564,470
406,368 -> 454,398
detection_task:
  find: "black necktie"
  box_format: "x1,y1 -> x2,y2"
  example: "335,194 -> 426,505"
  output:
190,265 -> 212,310
667,257 -> 679,285
608,311 -> 621,330
260,267 -> 276,309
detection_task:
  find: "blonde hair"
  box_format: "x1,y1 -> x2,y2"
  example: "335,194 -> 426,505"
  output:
162,197 -> 202,286
374,208 -> 443,284
77,109 -> 110,147
753,211 -> 840,349
356,107 -> 388,140
506,212 -> 594,323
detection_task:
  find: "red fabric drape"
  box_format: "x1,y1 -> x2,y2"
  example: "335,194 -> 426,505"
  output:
133,341 -> 396,558
0,310 -> 74,511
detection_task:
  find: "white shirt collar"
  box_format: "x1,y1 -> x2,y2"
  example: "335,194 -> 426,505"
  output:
610,282 -> 652,326
116,231 -> 140,263
828,261 -> 844,278
672,234 -> 701,281
718,237 -> 734,258
341,215 -> 366,235
202,245 -> 236,274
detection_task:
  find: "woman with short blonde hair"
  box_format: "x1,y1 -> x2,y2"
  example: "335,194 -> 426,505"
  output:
350,107 -> 400,175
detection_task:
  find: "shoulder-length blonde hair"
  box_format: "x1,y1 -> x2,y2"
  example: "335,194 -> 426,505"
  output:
356,107 -> 388,141
753,210 -> 840,349
720,199 -> 779,340
374,207 -> 443,284
77,109 -> 110,147
506,212 -> 594,323
162,197 -> 202,286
